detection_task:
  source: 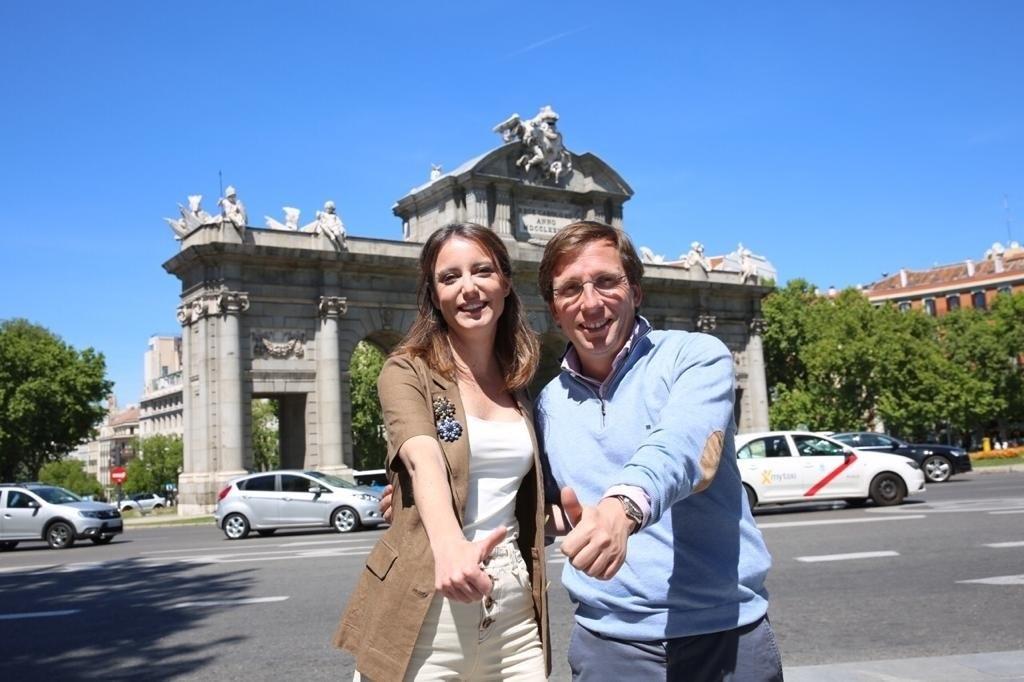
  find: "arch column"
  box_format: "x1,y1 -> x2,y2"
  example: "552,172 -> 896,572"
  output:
217,291 -> 250,481
317,296 -> 348,475
744,317 -> 770,431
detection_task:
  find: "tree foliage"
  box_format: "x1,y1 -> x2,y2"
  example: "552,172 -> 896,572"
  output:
124,434 -> 183,495
252,399 -> 280,471
762,286 -> 1024,444
0,319 -> 112,481
350,341 -> 387,470
39,459 -> 103,498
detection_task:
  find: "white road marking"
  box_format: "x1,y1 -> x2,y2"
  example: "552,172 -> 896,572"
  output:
0,563 -> 57,574
170,596 -> 289,609
958,574 -> 1024,586
0,609 -> 80,621
866,498 -> 1024,514
58,562 -> 108,572
759,515 -> 925,529
990,510 -> 1024,515
983,541 -> 1024,548
142,536 -> 373,555
141,545 -> 376,565
796,551 -> 899,563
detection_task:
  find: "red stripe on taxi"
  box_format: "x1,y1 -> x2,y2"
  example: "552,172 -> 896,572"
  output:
804,453 -> 857,497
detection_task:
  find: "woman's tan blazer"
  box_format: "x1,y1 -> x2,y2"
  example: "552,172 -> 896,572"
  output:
333,354 -> 550,681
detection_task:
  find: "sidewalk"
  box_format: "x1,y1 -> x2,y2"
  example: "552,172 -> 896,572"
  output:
121,511 -> 213,528
786,650 -> 1024,681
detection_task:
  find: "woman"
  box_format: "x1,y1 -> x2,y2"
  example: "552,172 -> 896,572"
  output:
334,223 -> 549,681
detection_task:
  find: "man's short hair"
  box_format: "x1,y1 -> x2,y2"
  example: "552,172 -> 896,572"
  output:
538,221 -> 644,303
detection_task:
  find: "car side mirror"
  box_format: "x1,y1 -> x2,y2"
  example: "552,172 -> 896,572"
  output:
26,500 -> 39,508
308,485 -> 326,495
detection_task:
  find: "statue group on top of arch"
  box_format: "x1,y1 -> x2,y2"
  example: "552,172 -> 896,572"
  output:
164,185 -> 247,239
638,241 -> 766,285
165,187 -> 346,250
264,200 -> 347,250
493,105 -> 573,183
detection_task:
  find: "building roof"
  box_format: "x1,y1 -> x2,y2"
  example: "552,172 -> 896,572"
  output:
866,244 -> 1024,298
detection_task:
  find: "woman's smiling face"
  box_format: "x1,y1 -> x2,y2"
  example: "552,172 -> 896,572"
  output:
431,236 -> 510,340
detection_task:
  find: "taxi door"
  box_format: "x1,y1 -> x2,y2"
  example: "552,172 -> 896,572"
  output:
790,434 -> 861,499
737,435 -> 805,502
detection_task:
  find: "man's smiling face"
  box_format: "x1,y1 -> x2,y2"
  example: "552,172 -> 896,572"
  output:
548,239 -> 642,381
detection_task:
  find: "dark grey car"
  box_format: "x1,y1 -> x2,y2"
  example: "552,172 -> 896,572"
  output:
832,432 -> 973,483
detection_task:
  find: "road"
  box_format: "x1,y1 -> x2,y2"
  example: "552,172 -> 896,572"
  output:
0,472 -> 1022,680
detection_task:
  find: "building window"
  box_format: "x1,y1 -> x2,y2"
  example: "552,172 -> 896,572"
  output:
898,301 -> 912,312
923,299 -> 936,316
972,291 -> 987,310
998,285 -> 1012,296
946,294 -> 961,311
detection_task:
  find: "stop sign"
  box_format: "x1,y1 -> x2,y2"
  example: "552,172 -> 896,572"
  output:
111,466 -> 127,484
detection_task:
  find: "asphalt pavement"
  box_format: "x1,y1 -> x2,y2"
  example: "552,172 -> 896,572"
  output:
3,469 -> 1022,680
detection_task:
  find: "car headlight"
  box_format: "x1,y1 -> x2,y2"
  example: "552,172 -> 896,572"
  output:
953,448 -> 966,456
357,493 -> 379,502
905,460 -> 920,470
78,510 -> 103,518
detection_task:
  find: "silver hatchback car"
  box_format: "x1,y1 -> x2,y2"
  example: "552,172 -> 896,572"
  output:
0,483 -> 123,550
214,470 -> 385,540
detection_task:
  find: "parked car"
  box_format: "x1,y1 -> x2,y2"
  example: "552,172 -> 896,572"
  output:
0,483 -> 122,550
735,431 -> 925,510
353,469 -> 388,492
117,492 -> 168,512
214,470 -> 385,540
831,432 -> 972,483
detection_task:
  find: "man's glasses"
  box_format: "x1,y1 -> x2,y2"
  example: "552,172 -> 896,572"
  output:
552,273 -> 628,302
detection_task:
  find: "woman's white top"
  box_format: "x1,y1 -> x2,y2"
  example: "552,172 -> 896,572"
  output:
461,415 -> 533,543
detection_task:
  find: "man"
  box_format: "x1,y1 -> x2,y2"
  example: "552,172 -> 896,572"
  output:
380,220 -> 780,679
536,220 -> 781,681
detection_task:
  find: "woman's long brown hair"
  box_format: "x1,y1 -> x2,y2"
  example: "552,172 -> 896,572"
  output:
394,222 -> 539,391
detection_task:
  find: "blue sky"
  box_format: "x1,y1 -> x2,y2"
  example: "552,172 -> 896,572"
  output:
1,1 -> 1022,405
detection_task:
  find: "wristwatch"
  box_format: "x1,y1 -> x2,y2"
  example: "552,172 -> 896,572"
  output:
612,494 -> 643,534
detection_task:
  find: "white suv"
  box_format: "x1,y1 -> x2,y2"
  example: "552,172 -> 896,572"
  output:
214,470 -> 385,539
735,431 -> 925,510
0,483 -> 123,550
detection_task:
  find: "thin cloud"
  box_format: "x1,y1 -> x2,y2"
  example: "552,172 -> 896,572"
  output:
505,26 -> 588,57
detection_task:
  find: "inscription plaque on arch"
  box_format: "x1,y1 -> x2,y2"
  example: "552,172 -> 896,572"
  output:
516,200 -> 582,241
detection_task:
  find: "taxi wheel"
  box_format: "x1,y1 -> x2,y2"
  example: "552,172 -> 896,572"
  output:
47,521 -> 77,549
742,484 -> 757,513
91,536 -> 114,545
869,473 -> 906,506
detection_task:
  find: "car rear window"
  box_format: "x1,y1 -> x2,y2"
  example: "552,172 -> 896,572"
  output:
239,475 -> 276,491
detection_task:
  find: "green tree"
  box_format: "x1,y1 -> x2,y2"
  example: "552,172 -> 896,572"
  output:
0,319 -> 112,480
38,459 -> 103,498
350,341 -> 387,470
124,435 -> 183,494
252,399 -> 280,471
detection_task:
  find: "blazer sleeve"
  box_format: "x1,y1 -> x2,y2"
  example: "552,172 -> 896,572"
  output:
376,355 -> 438,472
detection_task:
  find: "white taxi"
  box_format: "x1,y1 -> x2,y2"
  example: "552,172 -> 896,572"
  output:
735,431 -> 925,510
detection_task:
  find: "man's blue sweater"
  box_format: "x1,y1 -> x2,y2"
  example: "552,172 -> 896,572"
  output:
536,321 -> 772,640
